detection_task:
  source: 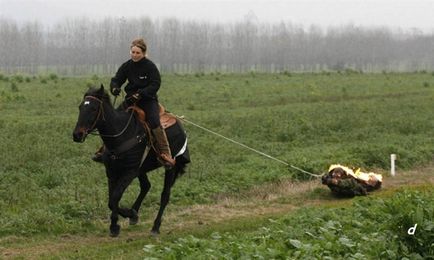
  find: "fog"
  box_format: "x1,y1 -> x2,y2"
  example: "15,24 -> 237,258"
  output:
2,0 -> 434,32
1,0 -> 434,74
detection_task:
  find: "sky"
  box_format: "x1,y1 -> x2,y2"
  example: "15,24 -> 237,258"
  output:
1,0 -> 433,33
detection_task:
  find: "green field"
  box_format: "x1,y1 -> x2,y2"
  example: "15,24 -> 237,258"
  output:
142,187 -> 434,259
0,72 -> 433,258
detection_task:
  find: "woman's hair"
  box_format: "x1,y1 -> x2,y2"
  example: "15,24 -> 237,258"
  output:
131,38 -> 147,54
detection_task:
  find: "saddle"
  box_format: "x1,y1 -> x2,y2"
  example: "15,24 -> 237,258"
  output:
127,104 -> 178,167
128,103 -> 177,130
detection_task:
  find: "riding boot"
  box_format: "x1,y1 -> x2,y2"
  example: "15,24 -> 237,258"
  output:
151,126 -> 176,168
92,145 -> 105,163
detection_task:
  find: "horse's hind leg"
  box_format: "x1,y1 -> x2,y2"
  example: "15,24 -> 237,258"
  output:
129,173 -> 151,225
108,170 -> 136,237
151,168 -> 177,235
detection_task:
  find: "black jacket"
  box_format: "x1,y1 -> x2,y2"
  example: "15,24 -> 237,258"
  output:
110,57 -> 161,101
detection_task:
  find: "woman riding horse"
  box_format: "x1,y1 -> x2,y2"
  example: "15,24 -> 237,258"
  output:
93,38 -> 175,168
73,86 -> 189,236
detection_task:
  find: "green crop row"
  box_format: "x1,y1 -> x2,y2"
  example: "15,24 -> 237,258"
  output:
143,188 -> 434,259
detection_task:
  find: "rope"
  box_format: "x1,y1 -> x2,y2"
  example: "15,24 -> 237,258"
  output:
176,115 -> 323,178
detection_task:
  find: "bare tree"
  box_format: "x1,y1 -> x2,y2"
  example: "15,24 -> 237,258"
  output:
1,17 -> 433,75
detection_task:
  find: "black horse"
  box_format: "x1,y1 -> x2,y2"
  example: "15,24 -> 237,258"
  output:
72,85 -> 190,237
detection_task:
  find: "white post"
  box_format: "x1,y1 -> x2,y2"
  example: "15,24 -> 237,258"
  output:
390,154 -> 396,176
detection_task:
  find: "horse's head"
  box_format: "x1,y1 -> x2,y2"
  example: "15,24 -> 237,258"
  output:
72,84 -> 110,142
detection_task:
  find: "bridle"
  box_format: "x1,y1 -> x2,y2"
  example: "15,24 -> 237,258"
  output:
82,95 -> 105,135
81,95 -> 134,138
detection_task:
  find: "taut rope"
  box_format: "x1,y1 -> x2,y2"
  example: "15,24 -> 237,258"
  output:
176,115 -> 323,178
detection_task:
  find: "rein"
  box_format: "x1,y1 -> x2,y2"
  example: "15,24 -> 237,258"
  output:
84,95 -> 135,138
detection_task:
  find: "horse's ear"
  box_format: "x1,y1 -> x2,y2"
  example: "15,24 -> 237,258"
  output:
97,84 -> 104,95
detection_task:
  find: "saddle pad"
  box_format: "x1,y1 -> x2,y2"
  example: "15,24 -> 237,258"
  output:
160,113 -> 177,129
128,104 -> 177,129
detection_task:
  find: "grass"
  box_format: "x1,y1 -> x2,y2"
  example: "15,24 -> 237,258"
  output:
0,72 -> 433,258
2,165 -> 434,258
3,169 -> 432,259
141,188 -> 434,259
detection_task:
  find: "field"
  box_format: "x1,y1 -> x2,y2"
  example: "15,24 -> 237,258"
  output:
0,72 -> 433,258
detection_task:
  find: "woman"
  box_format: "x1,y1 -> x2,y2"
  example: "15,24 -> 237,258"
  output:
94,38 -> 175,167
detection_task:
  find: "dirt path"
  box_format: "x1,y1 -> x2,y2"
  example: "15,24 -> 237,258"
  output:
1,164 -> 434,259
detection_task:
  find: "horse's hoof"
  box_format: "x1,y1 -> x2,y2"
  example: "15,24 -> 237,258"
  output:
129,209 -> 139,225
110,224 -> 120,237
150,230 -> 160,237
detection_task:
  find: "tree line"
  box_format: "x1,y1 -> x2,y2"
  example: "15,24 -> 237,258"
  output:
0,16 -> 433,75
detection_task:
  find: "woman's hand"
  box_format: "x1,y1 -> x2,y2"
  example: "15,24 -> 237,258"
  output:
126,92 -> 141,105
110,83 -> 121,96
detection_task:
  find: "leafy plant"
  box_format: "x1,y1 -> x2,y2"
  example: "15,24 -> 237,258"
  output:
143,189 -> 434,259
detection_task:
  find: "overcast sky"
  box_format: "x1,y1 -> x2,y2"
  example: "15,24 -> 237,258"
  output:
1,0 -> 433,32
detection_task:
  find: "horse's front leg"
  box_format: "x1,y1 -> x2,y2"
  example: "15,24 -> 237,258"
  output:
128,173 -> 151,225
107,170 -> 136,237
151,169 -> 176,235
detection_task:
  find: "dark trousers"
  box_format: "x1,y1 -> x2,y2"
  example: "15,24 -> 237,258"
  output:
119,99 -> 160,129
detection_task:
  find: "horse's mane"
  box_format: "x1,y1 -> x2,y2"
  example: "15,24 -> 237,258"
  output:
85,86 -> 113,108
